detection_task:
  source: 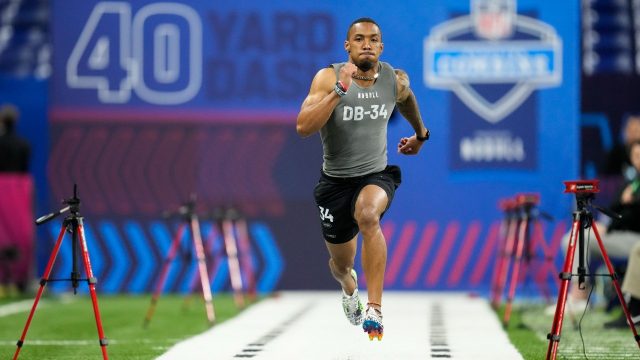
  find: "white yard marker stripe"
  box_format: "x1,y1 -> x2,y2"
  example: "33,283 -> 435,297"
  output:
0,339 -> 99,346
0,300 -> 41,317
157,292 -> 524,360
0,339 -> 181,346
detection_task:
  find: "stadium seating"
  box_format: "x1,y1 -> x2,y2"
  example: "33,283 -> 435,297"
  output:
0,0 -> 50,78
582,0 -> 639,75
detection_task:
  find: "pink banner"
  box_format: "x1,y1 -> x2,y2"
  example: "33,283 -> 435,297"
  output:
0,174 -> 34,290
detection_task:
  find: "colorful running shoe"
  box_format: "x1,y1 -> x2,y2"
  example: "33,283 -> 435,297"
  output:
363,306 -> 383,341
341,269 -> 364,325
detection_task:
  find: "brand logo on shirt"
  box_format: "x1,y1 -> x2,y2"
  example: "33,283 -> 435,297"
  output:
357,91 -> 380,99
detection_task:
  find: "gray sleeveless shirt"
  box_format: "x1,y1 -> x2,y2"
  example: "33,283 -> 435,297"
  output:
320,61 -> 397,177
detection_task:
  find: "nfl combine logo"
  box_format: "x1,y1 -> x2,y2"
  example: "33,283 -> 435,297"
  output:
423,0 -> 562,124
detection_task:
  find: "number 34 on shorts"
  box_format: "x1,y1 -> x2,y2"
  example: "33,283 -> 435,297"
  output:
318,206 -> 335,222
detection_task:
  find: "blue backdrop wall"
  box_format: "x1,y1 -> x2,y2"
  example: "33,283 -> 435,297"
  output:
41,0 -> 579,293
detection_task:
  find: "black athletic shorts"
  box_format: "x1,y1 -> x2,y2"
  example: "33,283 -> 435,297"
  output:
313,165 -> 401,244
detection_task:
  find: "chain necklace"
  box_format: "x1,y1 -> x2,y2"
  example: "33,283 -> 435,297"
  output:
352,72 -> 379,81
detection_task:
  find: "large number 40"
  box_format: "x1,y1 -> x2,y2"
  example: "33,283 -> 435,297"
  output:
66,2 -> 202,105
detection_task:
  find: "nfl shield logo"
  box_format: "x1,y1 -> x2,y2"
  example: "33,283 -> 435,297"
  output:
424,0 -> 561,123
472,0 -> 515,40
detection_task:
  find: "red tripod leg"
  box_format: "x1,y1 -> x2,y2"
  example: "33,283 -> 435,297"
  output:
204,223 -> 223,290
222,218 -> 245,308
77,220 -> 109,360
191,215 -> 216,325
503,214 -> 529,326
591,223 -> 640,348
143,223 -> 186,327
531,220 -> 553,303
490,217 -> 509,308
492,216 -> 518,308
546,218 -> 580,360
235,218 -> 256,301
13,225 -> 66,360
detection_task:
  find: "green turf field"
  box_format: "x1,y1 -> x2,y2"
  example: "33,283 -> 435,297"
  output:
2,294 -> 639,359
500,302 -> 640,359
0,294 -> 245,360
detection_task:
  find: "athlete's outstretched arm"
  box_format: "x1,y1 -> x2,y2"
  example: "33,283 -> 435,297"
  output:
395,69 -> 428,155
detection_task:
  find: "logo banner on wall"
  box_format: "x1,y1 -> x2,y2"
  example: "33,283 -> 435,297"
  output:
424,0 -> 562,171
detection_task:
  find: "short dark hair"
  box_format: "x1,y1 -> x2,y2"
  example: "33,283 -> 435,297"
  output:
346,17 -> 380,40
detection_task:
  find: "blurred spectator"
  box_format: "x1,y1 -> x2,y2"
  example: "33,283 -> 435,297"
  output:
602,140 -> 640,327
604,114 -> 640,180
0,104 -> 31,173
605,241 -> 640,328
0,103 -> 32,296
607,140 -> 640,234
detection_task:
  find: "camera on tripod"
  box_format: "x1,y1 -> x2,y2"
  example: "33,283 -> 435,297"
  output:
515,193 -> 540,206
563,180 -> 600,194
498,198 -> 517,212
546,179 -> 635,360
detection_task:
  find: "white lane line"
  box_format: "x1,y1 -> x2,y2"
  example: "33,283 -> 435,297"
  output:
157,292 -> 524,360
0,338 -> 183,346
442,296 -> 523,359
0,300 -> 42,317
0,340 -> 101,346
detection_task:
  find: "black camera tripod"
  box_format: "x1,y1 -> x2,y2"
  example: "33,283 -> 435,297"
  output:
546,180 -> 640,359
13,185 -> 108,360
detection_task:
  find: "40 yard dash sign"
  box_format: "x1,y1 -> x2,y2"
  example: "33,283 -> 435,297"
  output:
66,2 -> 202,105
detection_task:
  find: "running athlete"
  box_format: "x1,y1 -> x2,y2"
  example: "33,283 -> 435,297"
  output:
296,17 -> 429,341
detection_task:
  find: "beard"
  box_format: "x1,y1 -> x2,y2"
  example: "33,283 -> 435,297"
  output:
356,59 -> 374,72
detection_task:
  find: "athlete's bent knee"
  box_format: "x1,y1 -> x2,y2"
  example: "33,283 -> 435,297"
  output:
356,208 -> 381,232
